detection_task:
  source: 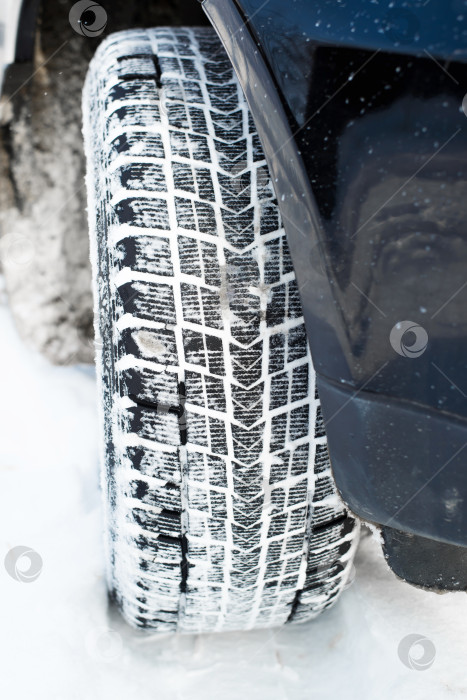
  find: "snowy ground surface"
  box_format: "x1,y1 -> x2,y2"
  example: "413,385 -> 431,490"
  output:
1,289 -> 467,700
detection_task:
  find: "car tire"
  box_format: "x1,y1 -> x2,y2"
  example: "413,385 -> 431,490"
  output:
83,26 -> 359,633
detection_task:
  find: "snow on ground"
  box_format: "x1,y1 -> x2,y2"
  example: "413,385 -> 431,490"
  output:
1,289 -> 467,700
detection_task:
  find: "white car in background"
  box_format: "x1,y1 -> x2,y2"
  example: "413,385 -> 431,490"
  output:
0,0 -> 36,97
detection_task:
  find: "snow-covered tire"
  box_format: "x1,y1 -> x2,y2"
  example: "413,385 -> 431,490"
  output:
83,27 -> 359,633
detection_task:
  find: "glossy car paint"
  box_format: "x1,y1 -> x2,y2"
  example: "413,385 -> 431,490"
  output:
204,0 -> 467,564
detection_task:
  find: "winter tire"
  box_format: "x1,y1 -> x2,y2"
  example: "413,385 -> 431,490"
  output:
83,27 -> 360,633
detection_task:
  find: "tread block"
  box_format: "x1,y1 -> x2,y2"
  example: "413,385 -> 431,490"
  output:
128,480 -> 181,512
209,416 -> 228,455
117,281 -> 176,324
181,282 -> 202,324
184,371 -> 227,413
169,131 -> 212,163
260,200 -> 281,236
200,287 -> 224,330
125,446 -> 181,483
289,405 -> 310,441
117,56 -> 157,78
115,197 -> 170,230
163,77 -> 203,104
231,383 -> 264,426
117,235 -> 174,277
268,333 -> 286,374
125,405 -> 180,445
201,241 -> 221,286
108,131 -> 165,160
159,56 -> 201,81
208,82 -> 240,111
174,196 -> 216,233
221,207 -> 255,248
232,461 -> 263,492
270,371 -> 291,410
315,405 -> 326,439
182,329 -> 206,367
106,104 -> 161,135
231,423 -> 264,465
270,412 -> 288,452
230,341 -> 264,386
288,325 -> 308,363
186,410 -> 208,447
120,365 -> 179,405
178,234 -> 202,277
115,163 -> 166,192
107,79 -> 158,104
118,326 -> 178,364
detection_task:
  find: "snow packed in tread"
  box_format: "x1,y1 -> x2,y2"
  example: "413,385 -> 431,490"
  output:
83,26 -> 359,634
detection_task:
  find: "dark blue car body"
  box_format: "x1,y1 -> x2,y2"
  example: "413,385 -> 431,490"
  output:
203,0 -> 467,588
